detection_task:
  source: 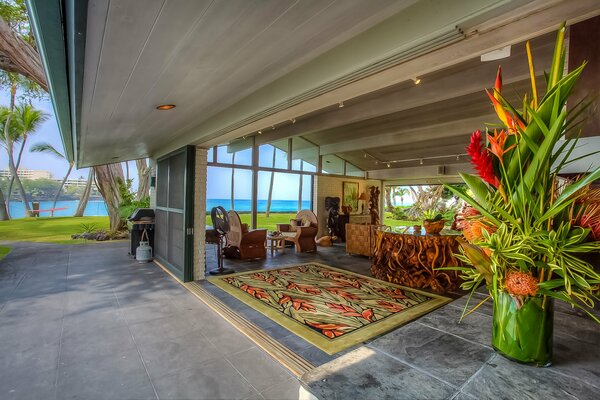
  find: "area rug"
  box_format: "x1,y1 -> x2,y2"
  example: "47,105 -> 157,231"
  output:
208,263 -> 450,354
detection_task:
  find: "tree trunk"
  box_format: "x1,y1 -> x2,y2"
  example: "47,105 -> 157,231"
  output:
265,149 -> 277,218
135,159 -> 149,200
0,17 -> 48,91
0,188 -> 9,220
384,186 -> 392,212
51,162 -> 73,217
4,114 -> 32,217
7,133 -> 27,210
74,169 -> 93,217
94,163 -> 125,233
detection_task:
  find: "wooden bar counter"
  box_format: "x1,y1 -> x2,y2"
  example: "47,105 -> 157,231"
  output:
371,228 -> 462,294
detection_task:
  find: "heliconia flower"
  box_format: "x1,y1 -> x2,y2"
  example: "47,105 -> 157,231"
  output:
487,129 -> 516,166
505,271 -> 538,297
466,130 -> 499,187
486,66 -> 526,133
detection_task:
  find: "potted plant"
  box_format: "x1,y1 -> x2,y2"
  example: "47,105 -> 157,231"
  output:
446,23 -> 600,367
422,209 -> 446,235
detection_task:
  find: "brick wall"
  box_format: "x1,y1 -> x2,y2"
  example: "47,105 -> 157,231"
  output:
313,175 -> 382,238
193,147 -> 208,280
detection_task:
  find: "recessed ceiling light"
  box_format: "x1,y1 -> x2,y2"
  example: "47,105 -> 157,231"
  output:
156,104 -> 176,110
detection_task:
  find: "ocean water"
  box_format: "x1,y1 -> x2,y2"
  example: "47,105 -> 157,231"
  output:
5,198 -> 310,219
206,199 -> 311,213
7,200 -> 109,219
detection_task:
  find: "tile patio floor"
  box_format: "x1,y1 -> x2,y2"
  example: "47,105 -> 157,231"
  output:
0,241 -> 300,400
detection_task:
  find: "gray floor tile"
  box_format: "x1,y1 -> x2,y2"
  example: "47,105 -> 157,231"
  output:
302,347 -> 455,400
417,304 -> 493,347
227,347 -> 293,392
551,333 -> 600,388
260,377 -> 302,400
0,364 -> 57,400
462,354 -> 599,400
152,358 -> 259,400
369,322 -> 494,387
56,348 -> 155,400
128,312 -> 198,348
138,328 -> 221,378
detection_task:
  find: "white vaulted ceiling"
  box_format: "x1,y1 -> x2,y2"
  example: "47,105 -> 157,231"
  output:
80,0 -> 416,165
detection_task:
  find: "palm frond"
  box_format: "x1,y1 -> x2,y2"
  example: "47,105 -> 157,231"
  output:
30,142 -> 65,159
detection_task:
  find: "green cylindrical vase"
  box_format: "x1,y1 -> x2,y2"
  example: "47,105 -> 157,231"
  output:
492,290 -> 553,367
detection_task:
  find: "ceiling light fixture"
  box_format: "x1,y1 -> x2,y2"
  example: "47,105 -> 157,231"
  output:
480,45 -> 511,62
258,130 -> 262,134
338,101 -> 344,108
271,125 -> 275,130
456,155 -> 460,161
387,163 -> 391,168
412,77 -> 421,85
420,159 -> 424,165
156,104 -> 176,110
242,135 -> 247,139
291,118 -> 296,124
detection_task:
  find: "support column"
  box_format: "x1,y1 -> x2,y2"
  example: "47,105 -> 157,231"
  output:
149,158 -> 157,209
193,147 -> 208,280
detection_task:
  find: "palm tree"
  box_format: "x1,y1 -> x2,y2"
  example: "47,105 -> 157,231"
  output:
394,187 -> 409,206
30,142 -> 73,217
0,105 -> 33,217
74,169 -> 94,217
6,104 -> 49,208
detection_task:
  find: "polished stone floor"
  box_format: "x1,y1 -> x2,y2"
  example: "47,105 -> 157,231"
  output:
0,242 -> 300,400
301,290 -> 600,399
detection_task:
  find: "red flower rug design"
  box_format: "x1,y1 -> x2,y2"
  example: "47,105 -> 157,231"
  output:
209,263 -> 450,354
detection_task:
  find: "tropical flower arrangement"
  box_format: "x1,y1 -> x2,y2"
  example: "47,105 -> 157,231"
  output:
447,23 -> 600,366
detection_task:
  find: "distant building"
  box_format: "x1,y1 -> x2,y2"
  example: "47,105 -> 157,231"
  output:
62,178 -> 91,188
0,168 -> 53,180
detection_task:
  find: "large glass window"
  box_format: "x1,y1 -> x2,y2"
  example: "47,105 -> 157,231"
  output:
215,139 -> 252,166
292,137 -> 318,172
256,171 -> 312,231
345,162 -> 364,178
206,166 -> 253,227
259,139 -> 288,169
321,154 -> 344,175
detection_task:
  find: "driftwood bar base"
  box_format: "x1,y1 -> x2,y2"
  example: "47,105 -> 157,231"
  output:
371,230 -> 462,294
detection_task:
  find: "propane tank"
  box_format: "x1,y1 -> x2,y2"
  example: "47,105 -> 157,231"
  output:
136,229 -> 153,263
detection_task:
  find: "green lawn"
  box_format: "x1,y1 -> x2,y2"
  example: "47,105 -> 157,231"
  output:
0,216 -> 110,244
0,246 -> 11,260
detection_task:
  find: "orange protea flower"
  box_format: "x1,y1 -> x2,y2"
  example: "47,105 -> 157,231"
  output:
487,129 -> 516,166
462,219 -> 496,243
505,271 -> 538,297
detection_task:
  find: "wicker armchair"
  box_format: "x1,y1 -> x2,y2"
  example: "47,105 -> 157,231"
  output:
226,210 -> 267,259
276,210 -> 318,252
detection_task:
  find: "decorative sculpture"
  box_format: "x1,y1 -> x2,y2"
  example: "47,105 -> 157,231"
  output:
368,186 -> 380,225
325,196 -> 340,238
371,231 -> 462,293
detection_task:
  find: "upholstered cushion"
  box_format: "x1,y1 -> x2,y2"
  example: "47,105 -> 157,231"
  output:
289,219 -> 298,232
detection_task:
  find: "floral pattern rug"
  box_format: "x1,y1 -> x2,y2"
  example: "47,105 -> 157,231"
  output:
209,263 -> 450,354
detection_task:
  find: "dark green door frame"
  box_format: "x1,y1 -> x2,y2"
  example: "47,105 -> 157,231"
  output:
155,146 -> 195,282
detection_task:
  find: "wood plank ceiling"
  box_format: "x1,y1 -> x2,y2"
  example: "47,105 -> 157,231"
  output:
80,0 -> 415,166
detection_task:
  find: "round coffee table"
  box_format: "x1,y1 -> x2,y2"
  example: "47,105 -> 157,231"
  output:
267,234 -> 285,256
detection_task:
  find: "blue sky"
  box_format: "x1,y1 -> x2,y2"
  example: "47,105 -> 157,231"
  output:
0,88 -> 140,188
